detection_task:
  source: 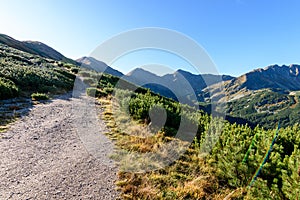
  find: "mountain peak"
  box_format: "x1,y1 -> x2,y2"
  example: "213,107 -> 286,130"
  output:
76,56 -> 107,66
223,64 -> 300,98
76,56 -> 123,77
175,69 -> 192,74
261,63 -> 300,71
126,67 -> 159,77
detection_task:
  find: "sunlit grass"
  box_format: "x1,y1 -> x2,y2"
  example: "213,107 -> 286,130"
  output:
97,96 -> 239,199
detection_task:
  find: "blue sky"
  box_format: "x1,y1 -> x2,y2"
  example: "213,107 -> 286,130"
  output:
0,0 -> 300,76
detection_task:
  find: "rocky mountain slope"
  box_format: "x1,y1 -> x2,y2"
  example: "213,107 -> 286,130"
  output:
203,64 -> 300,102
235,64 -> 300,90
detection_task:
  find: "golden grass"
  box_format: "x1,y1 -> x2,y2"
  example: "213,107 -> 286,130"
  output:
0,117 -> 16,133
0,125 -> 8,133
98,96 -> 239,199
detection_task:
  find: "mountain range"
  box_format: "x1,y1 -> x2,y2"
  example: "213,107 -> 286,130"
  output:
202,64 -> 300,102
1,33 -> 299,128
2,33 -> 298,101
75,57 -> 300,129
76,57 -> 300,103
74,56 -> 235,102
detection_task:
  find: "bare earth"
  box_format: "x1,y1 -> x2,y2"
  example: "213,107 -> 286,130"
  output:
0,93 -> 119,200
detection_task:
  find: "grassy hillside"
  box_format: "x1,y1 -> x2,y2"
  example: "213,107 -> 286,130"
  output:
0,43 -> 78,130
225,89 -> 300,129
0,33 -> 78,65
82,70 -> 300,199
0,43 -> 78,99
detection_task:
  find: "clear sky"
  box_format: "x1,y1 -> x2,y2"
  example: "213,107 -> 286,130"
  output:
0,0 -> 300,76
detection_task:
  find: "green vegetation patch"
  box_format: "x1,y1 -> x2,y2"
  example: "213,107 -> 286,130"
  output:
89,71 -> 300,199
0,43 -> 77,98
0,77 -> 19,99
0,43 -> 78,131
31,93 -> 49,101
226,90 -> 300,129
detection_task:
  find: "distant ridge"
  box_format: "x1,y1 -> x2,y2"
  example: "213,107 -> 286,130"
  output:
76,56 -> 235,102
204,64 -> 300,102
1,33 -> 299,129
233,64 -> 300,91
0,33 -> 77,65
76,56 -> 124,77
124,67 -> 235,101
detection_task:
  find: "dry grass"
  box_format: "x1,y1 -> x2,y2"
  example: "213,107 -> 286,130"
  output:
98,96 -> 239,199
0,125 -> 8,133
99,96 -> 170,153
0,117 -> 16,133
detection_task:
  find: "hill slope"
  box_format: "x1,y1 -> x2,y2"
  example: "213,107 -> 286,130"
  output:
0,43 -> 77,99
76,56 -> 123,77
0,33 -> 77,65
235,64 -> 300,91
201,64 -> 300,129
205,64 -> 300,102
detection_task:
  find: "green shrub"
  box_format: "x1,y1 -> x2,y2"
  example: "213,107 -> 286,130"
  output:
79,71 -> 90,77
71,67 -> 79,74
54,68 -> 76,80
37,85 -> 55,93
96,89 -> 109,97
91,73 -> 102,80
86,87 -> 112,98
103,87 -> 114,95
0,77 -> 19,99
31,93 -> 49,100
0,45 -> 75,95
64,63 -> 73,69
86,87 -> 97,97
83,77 -> 96,85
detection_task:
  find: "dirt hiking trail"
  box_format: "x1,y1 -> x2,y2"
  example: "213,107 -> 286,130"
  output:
0,92 -> 119,200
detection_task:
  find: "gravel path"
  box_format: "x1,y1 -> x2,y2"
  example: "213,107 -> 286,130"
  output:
0,92 -> 119,200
